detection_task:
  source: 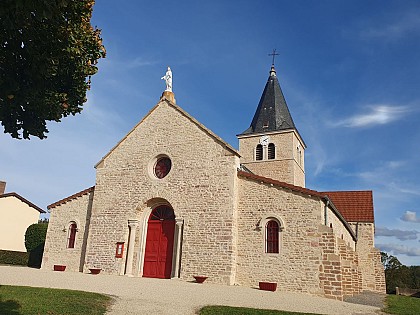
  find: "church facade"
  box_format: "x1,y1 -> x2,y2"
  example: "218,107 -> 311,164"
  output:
42,65 -> 385,300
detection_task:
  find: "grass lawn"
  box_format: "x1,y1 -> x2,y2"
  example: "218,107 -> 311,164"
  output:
0,285 -> 111,315
384,294 -> 420,315
199,306 -> 323,315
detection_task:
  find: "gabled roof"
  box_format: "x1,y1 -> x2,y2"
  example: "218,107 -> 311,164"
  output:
95,96 -> 240,168
48,186 -> 95,210
0,192 -> 45,213
322,191 -> 374,223
238,66 -> 301,140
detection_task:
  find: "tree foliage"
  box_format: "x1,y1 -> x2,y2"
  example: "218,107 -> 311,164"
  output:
25,222 -> 48,252
25,222 -> 48,268
381,251 -> 420,293
381,251 -> 403,270
0,0 -> 106,139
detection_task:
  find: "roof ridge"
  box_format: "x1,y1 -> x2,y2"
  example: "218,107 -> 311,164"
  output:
322,190 -> 373,193
95,96 -> 240,168
48,186 -> 95,210
237,170 -> 323,197
0,192 -> 45,213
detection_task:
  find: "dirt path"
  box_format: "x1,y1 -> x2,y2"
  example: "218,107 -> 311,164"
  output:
0,266 -> 381,315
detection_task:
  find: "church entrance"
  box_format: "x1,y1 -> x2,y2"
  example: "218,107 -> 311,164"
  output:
143,205 -> 175,279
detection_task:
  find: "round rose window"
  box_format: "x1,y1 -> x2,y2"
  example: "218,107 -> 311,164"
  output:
154,157 -> 172,179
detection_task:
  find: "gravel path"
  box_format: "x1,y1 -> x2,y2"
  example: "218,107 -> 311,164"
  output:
0,266 -> 382,315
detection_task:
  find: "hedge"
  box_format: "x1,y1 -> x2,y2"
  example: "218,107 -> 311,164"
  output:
0,250 -> 29,266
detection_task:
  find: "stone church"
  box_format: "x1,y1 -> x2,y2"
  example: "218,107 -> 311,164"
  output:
42,64 -> 385,300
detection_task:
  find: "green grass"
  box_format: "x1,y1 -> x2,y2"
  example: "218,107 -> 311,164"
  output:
384,294 -> 420,315
0,285 -> 112,315
199,306 -> 323,315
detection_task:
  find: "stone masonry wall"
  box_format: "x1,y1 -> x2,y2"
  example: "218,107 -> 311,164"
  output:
84,99 -> 240,284
42,190 -> 94,272
238,131 -> 305,187
319,226 -> 361,300
319,226 -> 343,300
350,222 -> 385,293
325,206 -> 355,251
337,237 -> 361,296
236,178 -> 324,295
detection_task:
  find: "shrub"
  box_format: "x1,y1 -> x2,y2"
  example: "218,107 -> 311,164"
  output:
0,250 -> 29,265
25,222 -> 48,268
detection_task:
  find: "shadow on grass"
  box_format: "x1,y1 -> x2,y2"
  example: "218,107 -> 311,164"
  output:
0,297 -> 21,315
0,284 -> 21,314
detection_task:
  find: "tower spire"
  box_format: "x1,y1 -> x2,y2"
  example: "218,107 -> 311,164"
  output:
239,60 -> 299,136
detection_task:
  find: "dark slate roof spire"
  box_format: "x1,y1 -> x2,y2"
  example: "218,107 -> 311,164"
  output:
239,64 -> 298,135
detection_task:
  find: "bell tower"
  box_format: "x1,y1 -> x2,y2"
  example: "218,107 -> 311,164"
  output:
237,63 -> 306,187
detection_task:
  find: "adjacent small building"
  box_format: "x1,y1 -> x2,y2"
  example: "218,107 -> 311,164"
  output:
42,65 -> 385,300
0,181 -> 45,252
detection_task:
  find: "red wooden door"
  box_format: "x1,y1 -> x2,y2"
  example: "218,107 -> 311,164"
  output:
143,206 -> 175,279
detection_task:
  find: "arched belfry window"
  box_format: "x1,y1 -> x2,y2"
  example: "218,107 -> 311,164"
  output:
268,143 -> 275,160
67,222 -> 77,248
266,220 -> 279,253
256,144 -> 263,161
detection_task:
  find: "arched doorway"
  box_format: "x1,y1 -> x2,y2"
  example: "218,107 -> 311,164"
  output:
143,205 -> 175,278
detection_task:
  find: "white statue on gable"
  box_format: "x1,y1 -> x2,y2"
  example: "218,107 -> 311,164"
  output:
161,66 -> 173,92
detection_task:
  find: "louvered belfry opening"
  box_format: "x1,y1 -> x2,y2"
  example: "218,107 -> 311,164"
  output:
268,143 -> 275,159
256,144 -> 263,160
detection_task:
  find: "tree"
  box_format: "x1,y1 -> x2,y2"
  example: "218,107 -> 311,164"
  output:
0,0 -> 106,139
381,251 -> 419,293
381,251 -> 403,270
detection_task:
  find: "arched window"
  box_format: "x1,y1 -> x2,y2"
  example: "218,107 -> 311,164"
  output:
266,220 -> 279,253
268,143 -> 275,160
256,144 -> 263,161
67,222 -> 77,248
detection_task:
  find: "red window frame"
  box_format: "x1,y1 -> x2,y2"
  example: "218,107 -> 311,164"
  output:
266,220 -> 279,253
67,223 -> 77,248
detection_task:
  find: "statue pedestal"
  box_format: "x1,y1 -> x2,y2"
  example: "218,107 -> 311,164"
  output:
161,91 -> 176,103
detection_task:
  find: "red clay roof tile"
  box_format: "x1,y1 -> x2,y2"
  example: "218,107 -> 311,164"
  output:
237,171 -> 374,223
323,191 -> 374,223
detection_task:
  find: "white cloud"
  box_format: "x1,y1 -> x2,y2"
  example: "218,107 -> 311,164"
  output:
333,105 -> 411,128
360,11 -> 420,41
127,57 -> 158,69
377,243 -> 420,257
401,211 -> 420,223
376,227 -> 418,241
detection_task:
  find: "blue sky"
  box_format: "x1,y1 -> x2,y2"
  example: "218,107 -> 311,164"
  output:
1,0 -> 420,265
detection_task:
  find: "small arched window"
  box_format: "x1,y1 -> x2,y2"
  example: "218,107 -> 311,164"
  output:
268,143 -> 275,160
256,144 -> 263,161
266,220 -> 279,253
67,222 -> 77,248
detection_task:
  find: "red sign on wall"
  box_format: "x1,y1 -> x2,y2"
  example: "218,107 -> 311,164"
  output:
115,242 -> 124,258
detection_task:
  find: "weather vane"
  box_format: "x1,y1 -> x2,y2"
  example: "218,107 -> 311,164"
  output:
268,49 -> 279,65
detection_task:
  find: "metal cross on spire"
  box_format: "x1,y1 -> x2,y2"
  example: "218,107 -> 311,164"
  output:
268,49 -> 279,65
